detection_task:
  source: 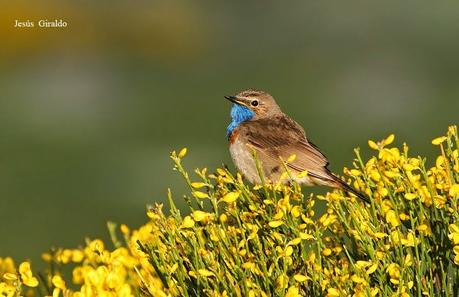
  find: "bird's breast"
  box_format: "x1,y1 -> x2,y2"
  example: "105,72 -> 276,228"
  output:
228,127 -> 239,144
229,131 -> 260,184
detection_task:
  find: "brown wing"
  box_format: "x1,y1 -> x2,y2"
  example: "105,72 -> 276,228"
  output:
239,115 -> 333,182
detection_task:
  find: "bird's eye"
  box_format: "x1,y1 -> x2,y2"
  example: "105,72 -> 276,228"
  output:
251,100 -> 259,107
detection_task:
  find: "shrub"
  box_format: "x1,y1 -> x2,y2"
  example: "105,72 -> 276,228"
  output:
1,126 -> 458,297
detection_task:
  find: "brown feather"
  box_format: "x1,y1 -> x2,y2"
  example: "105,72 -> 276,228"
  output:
237,114 -> 335,184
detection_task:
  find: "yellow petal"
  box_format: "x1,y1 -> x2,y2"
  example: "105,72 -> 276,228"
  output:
178,147 -> 188,158
191,182 -> 207,189
432,136 -> 447,145
273,211 -> 284,220
192,210 -> 211,222
170,263 -> 179,273
404,253 -> 413,266
384,134 -> 395,146
327,288 -> 340,297
293,274 -> 309,282
216,168 -> 227,176
23,276 -> 39,287
181,216 -> 195,228
404,193 -> 417,200
52,275 -> 65,289
417,224 -> 428,232
449,224 -> 459,234
288,238 -> 302,246
120,224 -> 129,234
269,221 -> 283,228
322,248 -> 332,256
221,191 -> 240,203
367,263 -> 378,274
350,169 -> 362,176
368,140 -> 379,150
242,262 -> 255,270
19,262 -> 32,277
297,170 -> 308,178
192,191 -> 209,199
287,154 -> 297,163
299,232 -> 314,240
219,214 -> 228,223
3,273 -> 17,280
351,274 -> 364,283
449,184 -> 459,197
290,206 -> 301,218
197,269 -> 215,277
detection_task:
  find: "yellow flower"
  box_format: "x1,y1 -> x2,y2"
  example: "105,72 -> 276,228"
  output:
178,147 -> 187,158
453,246 -> 459,265
286,154 -> 297,163
273,211 -> 284,220
297,170 -> 308,178
367,263 -> 378,274
404,253 -> 413,266
385,134 -> 395,145
197,269 -> 215,277
191,182 -> 207,189
120,224 -> 129,235
3,273 -> 17,280
369,170 -> 381,182
52,275 -> 66,289
290,205 -> 301,217
404,193 -> 417,200
370,288 -> 380,296
386,263 -> 400,284
385,210 -> 400,228
401,232 -> 419,246
319,213 -> 337,227
221,191 -> 240,203
448,224 -> 459,245
285,286 -> 301,297
293,274 -> 309,282
450,184 -> 459,197
181,216 -> 195,228
276,274 -> 288,289
146,208 -> 160,220
72,250 -> 84,263
355,260 -> 370,269
299,232 -> 314,240
432,136 -> 447,145
322,248 -> 332,256
219,213 -> 228,223
326,287 -> 340,297
19,262 -> 39,288
288,238 -> 302,246
284,246 -> 294,257
368,140 -> 379,150
269,220 -> 283,228
242,262 -> 255,270
192,210 -> 213,222
351,274 -> 365,283
417,224 -> 432,235
192,191 -> 209,199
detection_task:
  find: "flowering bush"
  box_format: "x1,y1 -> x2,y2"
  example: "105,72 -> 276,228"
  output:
1,126 -> 459,297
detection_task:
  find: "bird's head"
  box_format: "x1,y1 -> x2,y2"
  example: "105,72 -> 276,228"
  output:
224,89 -> 281,120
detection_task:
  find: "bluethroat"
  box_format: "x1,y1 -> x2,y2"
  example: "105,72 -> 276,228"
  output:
225,89 -> 369,203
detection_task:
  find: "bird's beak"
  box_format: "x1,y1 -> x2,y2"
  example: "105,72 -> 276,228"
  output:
224,95 -> 248,106
224,95 -> 238,103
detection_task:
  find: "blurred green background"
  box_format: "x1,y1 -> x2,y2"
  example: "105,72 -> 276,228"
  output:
1,1 -> 458,266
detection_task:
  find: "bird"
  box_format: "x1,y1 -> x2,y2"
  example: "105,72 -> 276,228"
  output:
224,89 -> 369,204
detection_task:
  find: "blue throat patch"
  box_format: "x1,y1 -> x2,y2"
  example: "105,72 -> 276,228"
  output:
226,104 -> 255,139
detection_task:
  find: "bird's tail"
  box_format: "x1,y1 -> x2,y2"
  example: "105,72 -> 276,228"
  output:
329,173 -> 370,204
